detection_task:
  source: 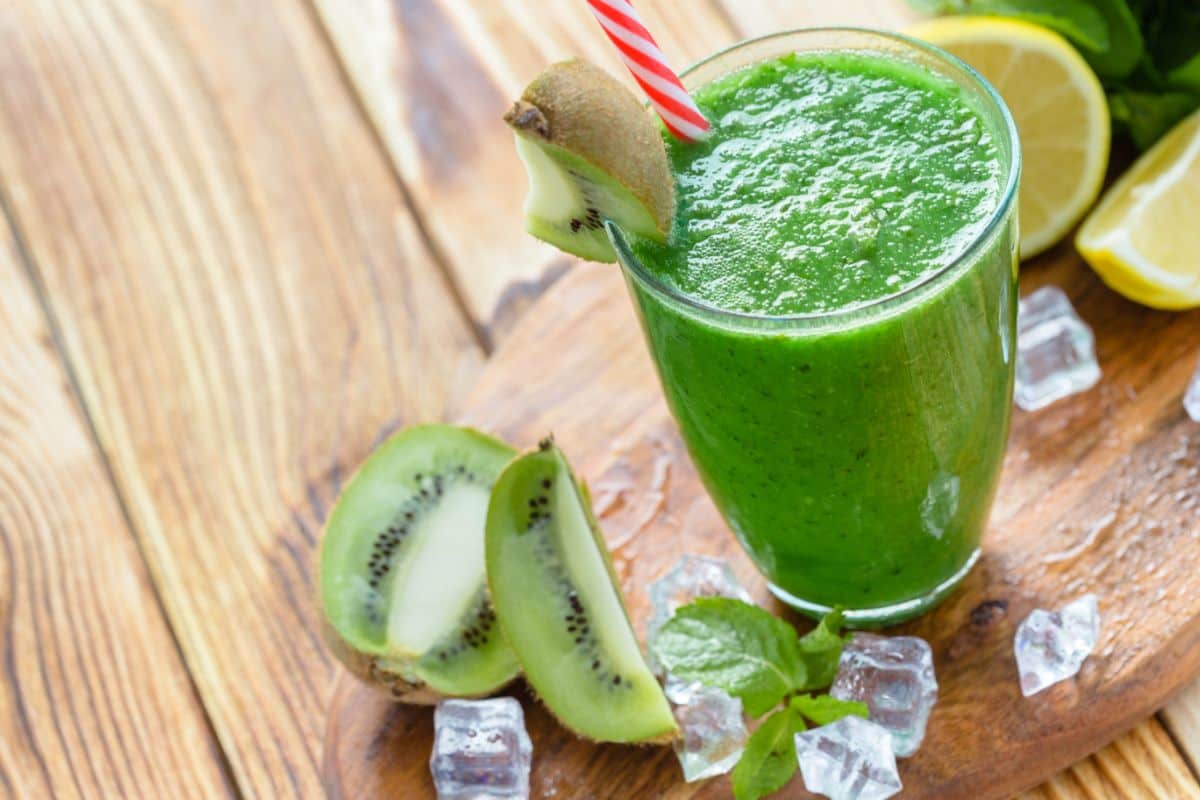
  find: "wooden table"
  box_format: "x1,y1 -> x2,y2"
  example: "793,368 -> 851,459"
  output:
1,1 -> 1197,797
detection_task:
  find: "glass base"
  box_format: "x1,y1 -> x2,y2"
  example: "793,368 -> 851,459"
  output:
768,548 -> 981,628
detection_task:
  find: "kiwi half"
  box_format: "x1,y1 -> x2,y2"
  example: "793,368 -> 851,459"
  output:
319,424 -> 520,703
486,438 -> 677,743
505,58 -> 675,263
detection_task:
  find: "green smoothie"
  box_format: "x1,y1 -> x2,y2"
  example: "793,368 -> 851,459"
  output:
613,36 -> 1019,622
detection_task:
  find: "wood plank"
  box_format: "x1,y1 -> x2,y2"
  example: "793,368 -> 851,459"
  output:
713,0 -> 920,39
327,672 -> 1200,800
1163,683 -> 1200,777
312,0 -> 740,341
327,256 -> 1200,798
1021,719 -> 1200,800
0,0 -> 482,795
0,226 -> 232,797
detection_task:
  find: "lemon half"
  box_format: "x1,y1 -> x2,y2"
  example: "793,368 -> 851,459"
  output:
910,17 -> 1110,259
1076,108 -> 1200,309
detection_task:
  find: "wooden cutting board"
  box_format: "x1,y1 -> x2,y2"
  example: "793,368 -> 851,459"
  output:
324,255 -> 1200,799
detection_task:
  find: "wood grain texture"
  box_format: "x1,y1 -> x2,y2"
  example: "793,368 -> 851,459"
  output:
1163,681 -> 1200,780
713,0 -> 920,40
1019,719 -> 1200,800
0,227 -> 232,797
328,251 -> 1200,798
313,0 -> 742,341
0,0 -> 481,795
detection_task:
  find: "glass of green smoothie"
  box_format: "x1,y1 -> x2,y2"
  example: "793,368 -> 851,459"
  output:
610,29 -> 1020,625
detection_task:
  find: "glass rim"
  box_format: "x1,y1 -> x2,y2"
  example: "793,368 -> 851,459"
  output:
608,26 -> 1021,329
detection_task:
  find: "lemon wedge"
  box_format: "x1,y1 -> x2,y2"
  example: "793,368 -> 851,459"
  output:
910,17 -> 1110,258
1076,109 -> 1200,309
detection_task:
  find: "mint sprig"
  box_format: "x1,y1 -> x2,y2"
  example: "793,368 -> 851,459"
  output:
796,608 -> 847,690
653,598 -> 801,716
731,696 -> 869,800
731,707 -> 805,800
912,0 -> 1113,56
791,694 -> 868,727
652,599 -> 865,800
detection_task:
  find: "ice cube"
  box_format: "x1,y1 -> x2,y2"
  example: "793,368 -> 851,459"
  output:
669,677 -> 748,782
646,554 -> 753,672
794,715 -> 902,800
663,672 -> 701,705
1185,356 -> 1200,422
1015,286 -> 1101,411
430,698 -> 533,799
829,634 -> 937,757
1014,594 -> 1101,697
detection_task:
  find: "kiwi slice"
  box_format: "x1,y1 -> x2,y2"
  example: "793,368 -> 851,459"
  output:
318,424 -> 520,703
504,58 -> 675,263
486,438 -> 677,743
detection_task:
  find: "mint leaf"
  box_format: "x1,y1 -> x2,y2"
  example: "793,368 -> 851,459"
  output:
998,2 -> 1108,53
795,609 -> 848,691
910,0 -> 1200,147
1168,54 -> 1200,92
1110,89 -> 1198,148
791,694 -> 869,727
1129,0 -> 1200,76
1084,0 -> 1144,77
908,0 -> 1108,52
910,0 -> 1144,76
731,707 -> 804,800
1111,0 -> 1200,147
653,598 -> 799,716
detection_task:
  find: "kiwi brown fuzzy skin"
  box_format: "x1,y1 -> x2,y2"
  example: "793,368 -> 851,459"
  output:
504,59 -> 675,237
318,597 -> 462,705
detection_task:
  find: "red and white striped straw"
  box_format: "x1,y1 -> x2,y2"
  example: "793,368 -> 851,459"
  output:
585,0 -> 710,142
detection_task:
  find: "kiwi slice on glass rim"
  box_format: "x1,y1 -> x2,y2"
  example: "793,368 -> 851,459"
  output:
504,58 -> 675,263
486,438 -> 677,743
318,424 -> 520,703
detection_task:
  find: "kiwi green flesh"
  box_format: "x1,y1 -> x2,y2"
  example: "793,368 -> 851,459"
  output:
486,442 -> 677,743
385,482 -> 491,654
319,424 -> 520,697
513,135 -> 666,264
410,586 -> 513,694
